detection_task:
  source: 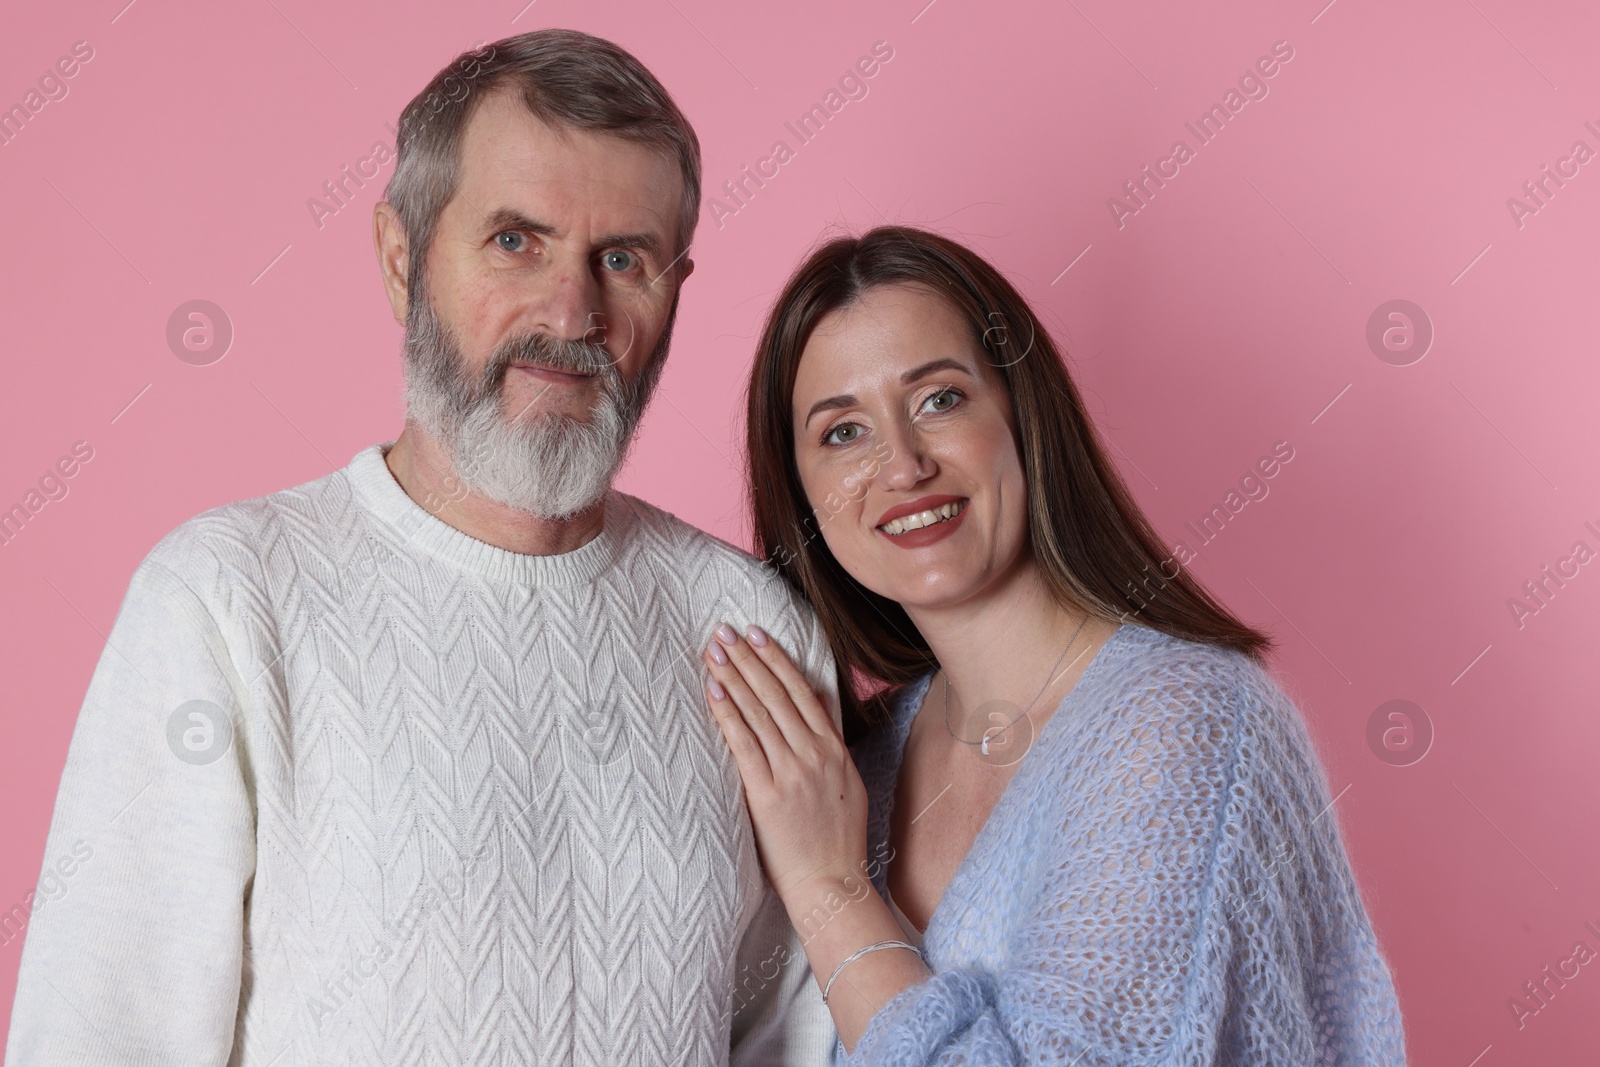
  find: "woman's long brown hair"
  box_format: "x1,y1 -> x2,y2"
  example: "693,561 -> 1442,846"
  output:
746,226 -> 1273,740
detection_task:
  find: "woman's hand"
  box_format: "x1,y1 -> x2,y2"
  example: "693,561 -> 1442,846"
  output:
704,624 -> 930,1051
702,623 -> 870,908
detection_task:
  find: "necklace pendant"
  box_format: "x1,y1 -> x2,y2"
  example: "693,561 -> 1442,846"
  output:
980,735 -> 990,756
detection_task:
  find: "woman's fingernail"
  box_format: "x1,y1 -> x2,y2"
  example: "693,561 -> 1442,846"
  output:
715,623 -> 739,645
708,677 -> 727,701
746,625 -> 769,647
708,642 -> 728,666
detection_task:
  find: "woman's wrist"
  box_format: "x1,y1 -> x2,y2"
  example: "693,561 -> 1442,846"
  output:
765,847 -> 881,935
821,939 -> 922,1005
783,874 -> 931,1053
780,867 -> 876,925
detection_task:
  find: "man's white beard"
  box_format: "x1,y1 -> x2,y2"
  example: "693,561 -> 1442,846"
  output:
401,278 -> 671,521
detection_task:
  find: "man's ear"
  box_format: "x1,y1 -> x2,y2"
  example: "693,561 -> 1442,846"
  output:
678,256 -> 694,283
373,201 -> 410,324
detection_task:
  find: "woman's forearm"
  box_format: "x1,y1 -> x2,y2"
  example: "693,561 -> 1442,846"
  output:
785,876 -> 932,1053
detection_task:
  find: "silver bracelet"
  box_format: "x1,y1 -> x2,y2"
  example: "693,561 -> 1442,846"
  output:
820,939 -> 923,1006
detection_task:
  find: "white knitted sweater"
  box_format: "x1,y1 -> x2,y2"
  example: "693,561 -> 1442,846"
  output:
6,443 -> 839,1066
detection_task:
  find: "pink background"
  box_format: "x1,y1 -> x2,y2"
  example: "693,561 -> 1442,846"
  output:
2,0 -> 1597,1060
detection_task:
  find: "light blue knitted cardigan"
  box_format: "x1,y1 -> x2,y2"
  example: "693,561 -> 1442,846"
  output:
838,622 -> 1407,1065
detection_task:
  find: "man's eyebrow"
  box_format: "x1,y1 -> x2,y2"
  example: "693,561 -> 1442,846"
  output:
595,231 -> 663,258
480,208 -> 558,238
479,209 -> 663,259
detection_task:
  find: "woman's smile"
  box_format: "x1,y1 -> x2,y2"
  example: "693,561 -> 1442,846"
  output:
875,495 -> 969,547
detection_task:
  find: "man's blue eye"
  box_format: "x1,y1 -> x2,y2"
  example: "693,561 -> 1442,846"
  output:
496,232 -> 525,252
603,250 -> 635,271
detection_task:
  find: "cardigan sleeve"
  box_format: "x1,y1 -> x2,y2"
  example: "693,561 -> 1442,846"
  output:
843,654 -> 1406,1066
5,549 -> 257,1065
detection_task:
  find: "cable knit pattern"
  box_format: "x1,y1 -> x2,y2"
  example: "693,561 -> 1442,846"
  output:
842,623 -> 1407,1066
6,443 -> 837,1067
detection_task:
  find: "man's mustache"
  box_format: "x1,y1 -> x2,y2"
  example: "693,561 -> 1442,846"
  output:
484,332 -> 619,388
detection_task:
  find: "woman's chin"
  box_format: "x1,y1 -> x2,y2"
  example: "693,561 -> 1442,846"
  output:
854,535 -> 1030,617
872,567 -> 992,615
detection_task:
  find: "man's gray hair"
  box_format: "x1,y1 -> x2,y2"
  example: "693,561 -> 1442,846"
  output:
384,28 -> 701,295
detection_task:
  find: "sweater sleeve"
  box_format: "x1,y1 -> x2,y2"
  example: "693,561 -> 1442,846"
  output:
5,549 -> 257,1065
728,594 -> 843,1067
843,655 -> 1406,1066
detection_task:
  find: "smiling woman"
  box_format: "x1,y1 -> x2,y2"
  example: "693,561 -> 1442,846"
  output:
706,225 -> 1409,1063
746,227 -> 1271,720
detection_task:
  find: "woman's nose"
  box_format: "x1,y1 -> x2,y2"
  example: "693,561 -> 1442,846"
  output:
874,427 -> 935,491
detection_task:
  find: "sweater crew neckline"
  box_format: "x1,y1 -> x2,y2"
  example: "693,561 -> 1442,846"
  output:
345,441 -> 621,586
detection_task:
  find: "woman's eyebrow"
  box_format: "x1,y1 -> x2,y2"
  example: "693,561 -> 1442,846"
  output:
900,357 -> 973,384
802,358 -> 975,428
804,394 -> 857,427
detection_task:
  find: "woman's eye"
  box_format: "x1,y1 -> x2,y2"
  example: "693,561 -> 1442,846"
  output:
823,422 -> 862,446
602,250 -> 636,272
495,231 -> 527,253
921,388 -> 960,413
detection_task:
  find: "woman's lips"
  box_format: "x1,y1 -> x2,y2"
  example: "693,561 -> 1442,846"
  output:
875,493 -> 966,527
876,498 -> 969,548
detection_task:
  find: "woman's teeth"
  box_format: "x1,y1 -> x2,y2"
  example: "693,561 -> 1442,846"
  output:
880,500 -> 965,536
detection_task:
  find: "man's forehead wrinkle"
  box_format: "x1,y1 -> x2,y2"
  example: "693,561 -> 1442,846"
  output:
492,169 -> 674,215
453,108 -> 681,252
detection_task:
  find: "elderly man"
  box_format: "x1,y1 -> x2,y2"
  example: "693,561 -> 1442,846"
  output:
7,28 -> 836,1066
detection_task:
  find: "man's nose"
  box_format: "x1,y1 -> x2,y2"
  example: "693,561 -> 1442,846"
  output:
532,253 -> 605,344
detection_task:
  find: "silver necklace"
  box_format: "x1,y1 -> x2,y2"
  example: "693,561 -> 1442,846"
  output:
943,611 -> 1090,756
